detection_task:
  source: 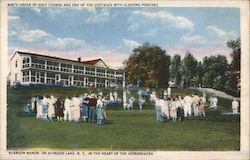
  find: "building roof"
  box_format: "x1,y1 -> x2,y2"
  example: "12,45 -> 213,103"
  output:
82,58 -> 109,68
82,59 -> 102,65
11,51 -> 123,71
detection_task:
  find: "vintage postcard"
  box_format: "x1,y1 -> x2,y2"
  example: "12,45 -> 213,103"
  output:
0,0 -> 249,160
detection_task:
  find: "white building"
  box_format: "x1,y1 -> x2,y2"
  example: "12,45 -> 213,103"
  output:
9,51 -> 125,88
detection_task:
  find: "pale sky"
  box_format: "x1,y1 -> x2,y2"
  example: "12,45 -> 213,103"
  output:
8,7 -> 240,68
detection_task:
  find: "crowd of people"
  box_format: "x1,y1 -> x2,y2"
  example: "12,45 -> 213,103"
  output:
25,92 -> 121,125
23,87 -> 240,125
150,91 -> 207,123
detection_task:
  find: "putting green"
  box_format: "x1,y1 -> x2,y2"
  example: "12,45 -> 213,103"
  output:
7,86 -> 240,150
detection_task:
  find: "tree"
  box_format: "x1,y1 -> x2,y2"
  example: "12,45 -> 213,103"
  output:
197,61 -> 204,85
124,42 -> 171,88
226,38 -> 240,93
202,55 -> 228,89
181,51 -> 198,87
190,61 -> 203,87
227,38 -> 240,71
170,54 -> 182,86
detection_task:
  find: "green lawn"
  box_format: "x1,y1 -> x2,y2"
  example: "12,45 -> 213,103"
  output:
7,86 -> 240,150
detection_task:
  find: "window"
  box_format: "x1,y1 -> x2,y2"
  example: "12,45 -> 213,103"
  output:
15,60 -> 18,68
22,71 -> 30,82
74,65 -> 85,74
47,72 -> 55,78
85,67 -> 95,75
107,70 -> 115,78
61,75 -> 68,80
89,77 -> 95,83
61,63 -> 72,72
31,77 -> 35,82
22,57 -> 30,68
56,76 -> 59,81
96,68 -> 106,77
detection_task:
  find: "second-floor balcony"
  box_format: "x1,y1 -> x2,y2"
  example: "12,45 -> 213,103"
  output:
30,63 -> 45,69
26,61 -> 124,79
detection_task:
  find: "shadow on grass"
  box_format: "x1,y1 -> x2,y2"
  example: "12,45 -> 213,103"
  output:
182,109 -> 240,123
16,111 -> 36,117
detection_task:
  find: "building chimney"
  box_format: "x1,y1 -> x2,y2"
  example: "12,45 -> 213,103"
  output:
78,57 -> 81,62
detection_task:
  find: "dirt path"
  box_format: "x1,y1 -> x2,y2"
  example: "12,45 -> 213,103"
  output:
192,87 -> 240,101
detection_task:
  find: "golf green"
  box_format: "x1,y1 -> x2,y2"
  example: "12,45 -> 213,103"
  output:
7,86 -> 240,150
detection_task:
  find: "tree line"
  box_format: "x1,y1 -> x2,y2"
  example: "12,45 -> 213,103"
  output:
123,39 -> 240,96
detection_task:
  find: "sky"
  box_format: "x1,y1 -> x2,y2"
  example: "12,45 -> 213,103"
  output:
8,7 -> 240,68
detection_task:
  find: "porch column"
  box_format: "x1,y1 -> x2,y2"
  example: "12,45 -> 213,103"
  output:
44,72 -> 47,84
83,77 -> 86,87
45,60 -> 47,70
29,70 -> 31,83
122,73 -> 126,89
94,78 -> 97,87
29,57 -> 31,68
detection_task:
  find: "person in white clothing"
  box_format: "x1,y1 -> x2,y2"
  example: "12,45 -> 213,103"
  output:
150,92 -> 165,123
163,90 -> 168,97
64,97 -> 72,121
128,97 -> 135,110
183,94 -> 193,117
72,96 -> 81,122
208,96 -> 213,108
99,92 -> 103,97
213,96 -> 218,109
161,98 -> 169,120
138,90 -> 142,97
192,94 -> 200,116
232,98 -> 239,114
170,99 -> 177,121
36,99 -> 43,119
31,97 -> 36,112
178,96 -> 185,108
48,96 -> 57,120
114,92 -> 118,101
96,96 -> 104,125
69,102 -> 75,122
167,87 -> 171,97
40,96 -> 49,120
110,92 -> 114,102
209,96 -> 218,110
138,96 -> 145,111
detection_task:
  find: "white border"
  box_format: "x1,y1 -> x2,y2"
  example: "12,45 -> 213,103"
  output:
0,0 -> 249,160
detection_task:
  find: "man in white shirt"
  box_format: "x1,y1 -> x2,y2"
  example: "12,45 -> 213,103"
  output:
110,92 -> 114,102
192,93 -> 200,116
209,96 -> 218,110
138,96 -> 145,111
128,97 -> 134,110
114,92 -> 118,101
232,98 -> 239,114
72,96 -> 81,122
64,97 -> 72,121
183,94 -> 193,117
48,95 -> 57,120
